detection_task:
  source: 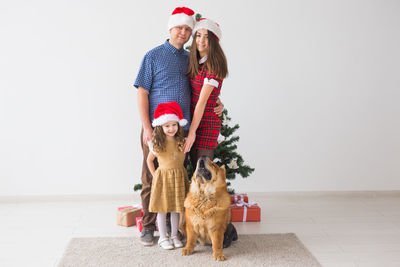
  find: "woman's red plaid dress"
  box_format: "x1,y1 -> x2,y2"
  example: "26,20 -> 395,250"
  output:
190,64 -> 223,150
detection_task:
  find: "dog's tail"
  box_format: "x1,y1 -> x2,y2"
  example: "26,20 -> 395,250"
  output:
179,212 -> 186,238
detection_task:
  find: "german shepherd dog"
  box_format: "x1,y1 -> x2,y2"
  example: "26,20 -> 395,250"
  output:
181,156 -> 232,261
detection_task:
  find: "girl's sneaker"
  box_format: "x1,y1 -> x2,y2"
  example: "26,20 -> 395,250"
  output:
171,236 -> 183,248
158,237 -> 174,250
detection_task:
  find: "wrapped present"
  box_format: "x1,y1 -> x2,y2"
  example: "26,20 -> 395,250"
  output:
118,206 -> 133,211
118,204 -> 144,216
135,216 -> 159,233
117,207 -> 142,227
231,201 -> 261,222
230,193 -> 248,204
136,216 -> 143,232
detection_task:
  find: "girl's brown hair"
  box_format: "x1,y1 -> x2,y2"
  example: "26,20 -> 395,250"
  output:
186,30 -> 228,79
151,124 -> 186,153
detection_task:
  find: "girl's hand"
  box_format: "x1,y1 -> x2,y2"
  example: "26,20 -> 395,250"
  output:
183,131 -> 196,153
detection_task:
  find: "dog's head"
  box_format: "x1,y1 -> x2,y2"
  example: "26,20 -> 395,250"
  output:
190,156 -> 227,195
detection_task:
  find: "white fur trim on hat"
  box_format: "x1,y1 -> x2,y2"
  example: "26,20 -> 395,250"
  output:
152,114 -> 188,127
193,18 -> 222,40
168,13 -> 195,30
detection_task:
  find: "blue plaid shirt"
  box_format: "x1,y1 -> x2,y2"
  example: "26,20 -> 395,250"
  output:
134,40 -> 191,130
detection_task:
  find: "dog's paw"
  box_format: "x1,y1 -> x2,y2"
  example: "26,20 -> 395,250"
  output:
181,247 -> 194,256
213,252 -> 227,261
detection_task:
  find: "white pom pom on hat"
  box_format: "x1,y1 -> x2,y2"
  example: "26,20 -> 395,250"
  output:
152,101 -> 188,127
168,7 -> 195,30
193,18 -> 222,40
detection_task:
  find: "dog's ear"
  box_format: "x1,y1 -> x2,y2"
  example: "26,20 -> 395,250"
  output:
220,165 -> 226,176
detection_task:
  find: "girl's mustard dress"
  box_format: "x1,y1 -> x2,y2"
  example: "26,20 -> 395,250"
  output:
149,139 -> 189,213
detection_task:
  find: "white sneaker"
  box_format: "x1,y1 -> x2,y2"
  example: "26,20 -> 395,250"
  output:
158,237 -> 174,250
171,236 -> 183,248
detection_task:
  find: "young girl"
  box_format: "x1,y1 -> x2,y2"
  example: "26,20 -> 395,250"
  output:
147,101 -> 189,250
183,18 -> 228,168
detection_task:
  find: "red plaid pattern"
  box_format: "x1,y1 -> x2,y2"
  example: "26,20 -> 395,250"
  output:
190,65 -> 223,149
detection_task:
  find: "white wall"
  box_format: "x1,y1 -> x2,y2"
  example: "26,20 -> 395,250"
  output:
1,0 -> 399,196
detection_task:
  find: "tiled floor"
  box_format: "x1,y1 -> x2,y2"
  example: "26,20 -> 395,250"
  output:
1,192 -> 400,267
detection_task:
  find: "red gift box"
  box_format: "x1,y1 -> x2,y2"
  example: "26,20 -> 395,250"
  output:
230,193 -> 248,204
135,216 -> 159,233
230,201 -> 261,222
136,217 -> 143,232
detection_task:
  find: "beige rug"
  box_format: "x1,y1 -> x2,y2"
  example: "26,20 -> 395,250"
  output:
58,233 -> 321,267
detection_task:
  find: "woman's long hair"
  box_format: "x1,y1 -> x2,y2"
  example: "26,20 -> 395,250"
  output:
186,30 -> 228,79
151,124 -> 186,153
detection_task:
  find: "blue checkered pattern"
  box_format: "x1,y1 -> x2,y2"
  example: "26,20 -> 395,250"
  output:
134,40 -> 191,130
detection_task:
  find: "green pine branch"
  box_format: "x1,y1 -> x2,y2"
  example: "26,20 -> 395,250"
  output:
134,183 -> 142,191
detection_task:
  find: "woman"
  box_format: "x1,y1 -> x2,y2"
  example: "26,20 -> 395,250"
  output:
183,18 -> 228,168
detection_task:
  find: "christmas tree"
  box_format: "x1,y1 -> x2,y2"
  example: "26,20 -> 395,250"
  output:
185,109 -> 254,194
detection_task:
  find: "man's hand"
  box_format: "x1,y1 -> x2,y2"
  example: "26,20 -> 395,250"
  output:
183,130 -> 196,153
214,98 -> 224,117
137,87 -> 152,145
142,127 -> 153,146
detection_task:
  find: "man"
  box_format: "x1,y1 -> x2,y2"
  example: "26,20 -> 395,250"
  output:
134,7 -> 224,246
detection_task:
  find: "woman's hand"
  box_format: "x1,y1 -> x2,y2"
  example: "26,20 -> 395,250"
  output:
214,98 -> 224,117
183,131 -> 196,153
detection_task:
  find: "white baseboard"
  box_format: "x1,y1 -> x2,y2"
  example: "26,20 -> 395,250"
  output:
1,190 -> 400,203
247,190 -> 400,198
0,193 -> 141,203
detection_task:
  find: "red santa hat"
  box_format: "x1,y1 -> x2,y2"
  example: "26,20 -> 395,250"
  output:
193,18 -> 222,40
168,7 -> 195,30
152,101 -> 188,127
